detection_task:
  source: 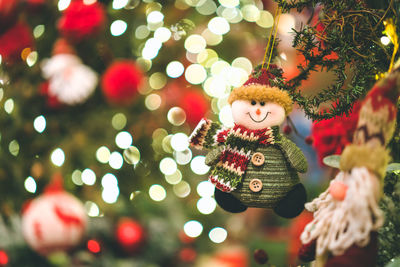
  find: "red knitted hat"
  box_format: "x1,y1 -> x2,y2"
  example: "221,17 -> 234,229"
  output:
228,64 -> 293,114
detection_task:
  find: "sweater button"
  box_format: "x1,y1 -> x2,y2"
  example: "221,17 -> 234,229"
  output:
251,152 -> 265,166
249,179 -> 263,192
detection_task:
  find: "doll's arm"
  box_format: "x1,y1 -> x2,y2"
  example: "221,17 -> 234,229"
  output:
279,136 -> 308,173
189,118 -> 228,150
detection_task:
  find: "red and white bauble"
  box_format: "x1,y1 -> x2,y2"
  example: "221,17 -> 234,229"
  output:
22,190 -> 87,255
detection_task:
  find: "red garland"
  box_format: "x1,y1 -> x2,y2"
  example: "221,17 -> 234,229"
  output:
311,102 -> 361,165
0,21 -> 34,64
101,60 -> 143,105
58,0 -> 106,42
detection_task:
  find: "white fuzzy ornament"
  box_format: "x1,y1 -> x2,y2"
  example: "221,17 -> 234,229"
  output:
22,189 -> 87,255
41,54 -> 98,105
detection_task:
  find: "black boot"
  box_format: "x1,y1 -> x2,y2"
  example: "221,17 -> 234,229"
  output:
273,183 -> 306,218
214,188 -> 247,213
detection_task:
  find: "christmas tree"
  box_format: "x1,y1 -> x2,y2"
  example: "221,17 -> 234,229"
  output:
0,0 -> 399,266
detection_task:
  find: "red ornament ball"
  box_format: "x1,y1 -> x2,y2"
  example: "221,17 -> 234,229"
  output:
102,60 -> 143,105
253,249 -> 269,264
115,218 -> 145,253
179,247 -> 197,263
180,90 -> 209,127
39,82 -> 63,109
0,250 -> 8,266
58,0 -> 106,42
0,21 -> 34,64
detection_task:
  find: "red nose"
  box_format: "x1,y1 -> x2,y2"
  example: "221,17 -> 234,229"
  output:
256,109 -> 261,115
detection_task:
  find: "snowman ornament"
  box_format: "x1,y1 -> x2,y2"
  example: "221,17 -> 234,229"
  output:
189,65 -> 307,218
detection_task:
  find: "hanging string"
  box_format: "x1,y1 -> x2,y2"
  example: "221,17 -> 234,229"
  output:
261,6 -> 282,71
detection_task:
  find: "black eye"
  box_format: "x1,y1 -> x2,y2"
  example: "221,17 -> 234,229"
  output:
260,102 -> 265,106
251,100 -> 256,105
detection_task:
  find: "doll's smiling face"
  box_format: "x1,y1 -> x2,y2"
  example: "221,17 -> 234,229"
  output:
231,99 -> 285,130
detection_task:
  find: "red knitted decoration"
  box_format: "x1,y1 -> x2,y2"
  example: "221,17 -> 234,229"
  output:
0,21 -> 34,64
298,239 -> 316,262
101,60 -> 143,105
243,64 -> 279,87
311,102 -> 361,165
58,0 -> 106,42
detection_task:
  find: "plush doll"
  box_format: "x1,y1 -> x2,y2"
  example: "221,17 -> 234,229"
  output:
298,65 -> 400,266
189,65 -> 308,218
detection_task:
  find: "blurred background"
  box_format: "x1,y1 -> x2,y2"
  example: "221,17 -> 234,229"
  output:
0,0 -> 364,266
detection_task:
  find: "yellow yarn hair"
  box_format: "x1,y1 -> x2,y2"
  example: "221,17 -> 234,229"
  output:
228,84 -> 293,114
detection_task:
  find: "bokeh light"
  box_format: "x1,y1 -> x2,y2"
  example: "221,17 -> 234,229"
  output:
159,157 -> 178,175
110,20 -> 128,36
174,148 -> 192,165
51,148 -> 65,167
115,131 -> 133,149
33,115 -> 46,133
173,181 -> 191,198
197,197 -> 216,214
167,107 -> 187,126
149,184 -> 167,201
165,170 -> 183,185
197,181 -> 214,197
109,151 -> 124,169
166,61 -> 185,78
190,156 -> 210,175
209,227 -> 227,243
96,146 -> 111,164
112,113 -> 127,130
185,34 -> 207,53
123,146 -> 141,165
171,133 -> 189,152
85,201 -> 100,217
24,176 -> 37,193
183,220 -> 203,238
82,168 -> 96,186
185,64 -> 207,84
208,17 -> 230,35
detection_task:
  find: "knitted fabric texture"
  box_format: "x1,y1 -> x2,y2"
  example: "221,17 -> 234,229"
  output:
189,118 -> 275,192
231,137 -> 303,208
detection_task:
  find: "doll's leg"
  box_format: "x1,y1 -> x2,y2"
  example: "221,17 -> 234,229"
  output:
214,188 -> 247,213
273,183 -> 306,218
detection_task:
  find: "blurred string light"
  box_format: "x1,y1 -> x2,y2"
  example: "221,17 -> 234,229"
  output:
145,93 -> 162,110
33,25 -> 45,39
219,0 -> 239,8
72,170 -> 83,186
147,11 -> 164,24
242,4 -> 260,22
51,148 -> 65,167
166,61 -> 185,78
115,131 -> 133,149
4,99 -> 14,114
0,89 -> 3,101
190,156 -> 210,175
110,20 -> 128,36
196,0 -> 217,15
185,0 -> 206,7
159,157 -> 177,175
197,49 -> 218,68
174,148 -> 192,165
208,17 -> 230,35
24,176 -> 37,193
209,227 -> 227,243
185,64 -> 207,84
123,146 -> 141,165
33,115 -> 46,133
173,181 -> 191,198
256,10 -> 274,28
170,133 -> 189,152
9,140 -> 19,156
154,27 -> 171,42
197,181 -> 214,197
96,146 -> 111,164
135,25 -> 151,39
112,113 -> 127,130
197,197 -> 216,214
142,37 -> 162,60
82,168 -> 96,186
185,34 -> 206,53
84,201 -> 100,217
149,184 -> 166,201
101,173 -> 119,204
183,220 -> 203,238
26,51 -> 38,67
149,72 -> 167,89
58,0 -> 71,11
167,107 -> 186,126
201,28 -> 223,46
109,151 -> 123,169
162,135 -> 173,153
219,105 -> 234,127
165,170 -> 182,185
112,0 -> 128,9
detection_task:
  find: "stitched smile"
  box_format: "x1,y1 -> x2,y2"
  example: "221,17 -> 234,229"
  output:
247,112 -> 270,123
